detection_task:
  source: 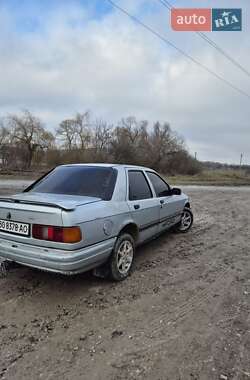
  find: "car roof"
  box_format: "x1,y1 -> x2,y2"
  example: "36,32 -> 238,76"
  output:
60,163 -> 154,171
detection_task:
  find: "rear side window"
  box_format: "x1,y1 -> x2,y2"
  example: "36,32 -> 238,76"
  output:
146,172 -> 170,197
128,171 -> 152,201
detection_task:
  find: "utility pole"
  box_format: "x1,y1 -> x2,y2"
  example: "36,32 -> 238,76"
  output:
240,153 -> 243,167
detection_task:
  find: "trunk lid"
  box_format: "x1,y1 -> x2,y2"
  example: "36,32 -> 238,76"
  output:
0,192 -> 102,211
0,192 -> 101,247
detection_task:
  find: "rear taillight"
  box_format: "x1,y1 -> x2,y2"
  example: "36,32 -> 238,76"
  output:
32,225 -> 82,243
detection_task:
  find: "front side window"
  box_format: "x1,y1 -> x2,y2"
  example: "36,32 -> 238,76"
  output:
28,166 -> 117,200
146,172 -> 170,197
128,171 -> 152,201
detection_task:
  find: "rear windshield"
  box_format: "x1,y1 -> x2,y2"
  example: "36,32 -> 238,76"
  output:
28,166 -> 117,200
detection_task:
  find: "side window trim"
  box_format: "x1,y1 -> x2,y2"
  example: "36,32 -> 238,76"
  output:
146,171 -> 171,197
127,169 -> 153,201
143,170 -> 157,197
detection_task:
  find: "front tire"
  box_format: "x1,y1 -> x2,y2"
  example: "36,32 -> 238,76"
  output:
109,233 -> 135,281
175,207 -> 193,233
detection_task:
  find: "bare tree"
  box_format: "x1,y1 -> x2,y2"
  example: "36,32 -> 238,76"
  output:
120,117 -> 139,144
8,110 -> 54,169
0,119 -> 11,167
148,122 -> 183,170
0,120 -> 10,146
56,119 -> 77,150
92,119 -> 112,154
74,111 -> 91,150
110,117 -> 149,164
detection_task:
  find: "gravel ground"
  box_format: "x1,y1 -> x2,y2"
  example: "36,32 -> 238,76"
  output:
0,185 -> 249,380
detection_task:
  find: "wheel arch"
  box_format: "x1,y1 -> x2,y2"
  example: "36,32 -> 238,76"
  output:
118,222 -> 139,243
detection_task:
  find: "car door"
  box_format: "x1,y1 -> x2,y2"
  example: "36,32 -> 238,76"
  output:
126,169 -> 160,243
146,171 -> 183,232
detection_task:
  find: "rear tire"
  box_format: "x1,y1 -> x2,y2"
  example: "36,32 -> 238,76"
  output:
109,233 -> 135,281
174,207 -> 193,233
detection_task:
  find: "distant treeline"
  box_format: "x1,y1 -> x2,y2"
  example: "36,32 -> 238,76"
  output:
203,161 -> 250,172
0,110 -> 201,175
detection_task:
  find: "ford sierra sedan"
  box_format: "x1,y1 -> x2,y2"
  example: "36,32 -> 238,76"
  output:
0,164 -> 193,281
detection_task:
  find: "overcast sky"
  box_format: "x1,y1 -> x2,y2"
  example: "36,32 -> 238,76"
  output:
0,0 -> 249,164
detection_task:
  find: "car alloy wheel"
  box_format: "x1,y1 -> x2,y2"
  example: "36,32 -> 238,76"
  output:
179,209 -> 193,232
109,233 -> 135,281
116,240 -> 134,275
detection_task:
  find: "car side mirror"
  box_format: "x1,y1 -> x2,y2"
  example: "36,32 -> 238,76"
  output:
159,189 -> 172,197
171,187 -> 182,195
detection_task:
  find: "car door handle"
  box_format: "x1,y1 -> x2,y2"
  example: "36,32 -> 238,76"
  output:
134,204 -> 140,210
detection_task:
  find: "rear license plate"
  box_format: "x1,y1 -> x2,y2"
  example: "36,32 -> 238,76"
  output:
0,219 -> 30,236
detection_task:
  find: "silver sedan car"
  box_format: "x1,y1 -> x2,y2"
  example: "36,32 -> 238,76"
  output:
0,164 -> 193,281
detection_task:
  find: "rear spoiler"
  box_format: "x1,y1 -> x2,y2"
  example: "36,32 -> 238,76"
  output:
0,198 -> 74,211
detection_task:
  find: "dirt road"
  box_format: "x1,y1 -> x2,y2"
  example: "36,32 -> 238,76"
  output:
0,185 -> 249,380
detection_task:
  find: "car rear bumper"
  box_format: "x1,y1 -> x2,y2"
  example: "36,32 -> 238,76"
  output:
0,237 -> 116,275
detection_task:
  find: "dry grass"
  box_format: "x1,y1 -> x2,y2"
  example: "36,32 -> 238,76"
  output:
166,169 -> 250,186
